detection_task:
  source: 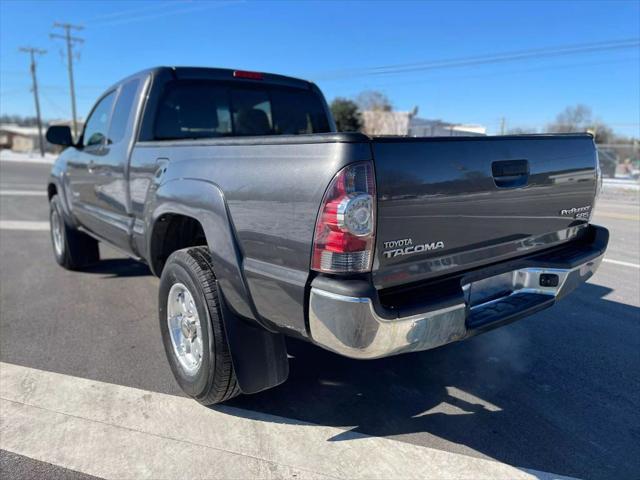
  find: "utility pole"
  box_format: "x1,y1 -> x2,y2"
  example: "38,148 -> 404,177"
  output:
500,117 -> 506,135
50,22 -> 83,139
19,47 -> 47,157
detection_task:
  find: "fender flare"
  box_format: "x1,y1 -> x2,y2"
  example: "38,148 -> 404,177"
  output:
47,172 -> 75,225
148,178 -> 258,322
47,153 -> 86,229
148,178 -> 289,393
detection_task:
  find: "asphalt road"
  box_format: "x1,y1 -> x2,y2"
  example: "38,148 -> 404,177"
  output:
1,160 -> 639,479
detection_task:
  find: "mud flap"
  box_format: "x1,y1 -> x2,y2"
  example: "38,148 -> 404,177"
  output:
218,286 -> 289,394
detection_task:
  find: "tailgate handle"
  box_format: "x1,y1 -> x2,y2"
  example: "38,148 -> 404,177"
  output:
492,160 -> 529,188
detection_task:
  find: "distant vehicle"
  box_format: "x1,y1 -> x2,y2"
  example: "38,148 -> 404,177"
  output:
45,67 -> 609,404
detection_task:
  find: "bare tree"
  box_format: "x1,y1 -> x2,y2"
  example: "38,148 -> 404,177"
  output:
548,104 -> 593,133
356,91 -> 393,112
547,104 -> 618,144
507,126 -> 541,135
357,90 -> 405,135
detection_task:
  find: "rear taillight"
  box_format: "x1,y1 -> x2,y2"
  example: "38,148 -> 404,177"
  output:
311,161 -> 376,273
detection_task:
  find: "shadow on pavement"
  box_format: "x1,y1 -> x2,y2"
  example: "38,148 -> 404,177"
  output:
82,258 -> 151,278
223,283 -> 640,480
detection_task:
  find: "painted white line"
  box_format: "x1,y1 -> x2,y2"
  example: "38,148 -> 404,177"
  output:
593,211 -> 640,221
603,178 -> 640,186
0,190 -> 46,196
0,153 -> 55,165
603,258 -> 640,269
0,159 -> 54,165
0,362 -> 570,480
0,184 -> 44,190
602,179 -> 640,192
0,221 -> 49,231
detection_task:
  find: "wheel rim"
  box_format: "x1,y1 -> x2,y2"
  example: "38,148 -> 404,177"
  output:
50,207 -> 64,258
167,283 -> 203,376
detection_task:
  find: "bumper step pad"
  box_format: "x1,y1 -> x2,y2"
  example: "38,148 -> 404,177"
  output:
467,292 -> 554,334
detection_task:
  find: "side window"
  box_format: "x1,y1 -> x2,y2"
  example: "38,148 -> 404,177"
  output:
108,79 -> 140,145
83,91 -> 116,147
154,82 -> 232,140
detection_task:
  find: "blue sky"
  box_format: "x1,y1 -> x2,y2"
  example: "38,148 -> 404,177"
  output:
1,0 -> 639,136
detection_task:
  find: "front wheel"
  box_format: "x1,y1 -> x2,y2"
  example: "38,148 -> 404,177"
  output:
159,247 -> 240,405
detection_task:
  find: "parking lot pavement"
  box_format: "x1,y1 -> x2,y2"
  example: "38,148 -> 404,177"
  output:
1,160 -> 639,479
0,450 -> 99,480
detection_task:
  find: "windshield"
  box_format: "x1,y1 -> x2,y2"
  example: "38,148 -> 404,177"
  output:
154,80 -> 331,140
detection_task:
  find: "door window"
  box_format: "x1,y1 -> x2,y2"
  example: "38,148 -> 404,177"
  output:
83,91 -> 115,147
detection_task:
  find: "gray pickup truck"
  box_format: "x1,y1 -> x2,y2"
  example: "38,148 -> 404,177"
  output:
46,67 -> 608,404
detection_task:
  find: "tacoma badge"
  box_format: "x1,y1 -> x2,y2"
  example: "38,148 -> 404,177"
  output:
383,238 -> 445,258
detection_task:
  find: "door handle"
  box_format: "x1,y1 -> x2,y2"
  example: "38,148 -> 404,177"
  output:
492,160 -> 529,188
154,158 -> 169,184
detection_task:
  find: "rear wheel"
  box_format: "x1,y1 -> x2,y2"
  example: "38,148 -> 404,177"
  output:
159,247 -> 240,405
49,195 -> 99,270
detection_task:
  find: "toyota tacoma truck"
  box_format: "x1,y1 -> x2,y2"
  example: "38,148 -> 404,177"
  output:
46,67 -> 608,404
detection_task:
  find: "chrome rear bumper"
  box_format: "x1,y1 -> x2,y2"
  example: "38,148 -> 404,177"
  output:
308,227 -> 607,359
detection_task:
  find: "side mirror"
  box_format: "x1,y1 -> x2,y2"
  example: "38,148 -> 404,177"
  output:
46,125 -> 74,147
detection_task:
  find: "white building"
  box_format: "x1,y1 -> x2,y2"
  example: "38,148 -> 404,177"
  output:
0,124 -> 45,152
361,111 -> 412,136
361,112 -> 486,137
409,118 -> 486,137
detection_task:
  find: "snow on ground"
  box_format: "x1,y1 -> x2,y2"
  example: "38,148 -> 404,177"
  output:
0,149 -> 57,164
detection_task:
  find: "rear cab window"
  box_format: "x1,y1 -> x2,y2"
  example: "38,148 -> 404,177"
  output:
153,80 -> 330,140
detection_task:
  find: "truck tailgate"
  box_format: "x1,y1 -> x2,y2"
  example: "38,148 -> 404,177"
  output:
372,134 -> 598,289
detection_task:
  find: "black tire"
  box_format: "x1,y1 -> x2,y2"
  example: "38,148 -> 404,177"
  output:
159,247 -> 240,405
49,195 -> 99,270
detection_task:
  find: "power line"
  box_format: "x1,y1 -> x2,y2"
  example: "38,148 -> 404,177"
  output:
0,88 -> 31,96
50,22 -> 84,139
18,47 -> 47,157
315,38 -> 640,80
81,0 -> 184,23
0,70 -> 29,77
337,56 -> 639,92
40,90 -> 68,117
87,0 -> 241,28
